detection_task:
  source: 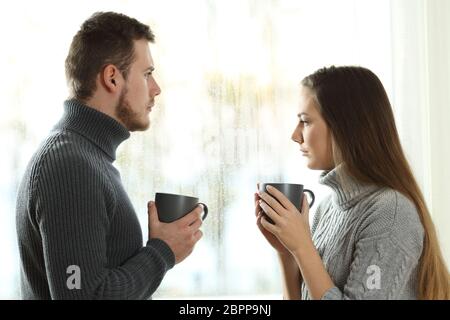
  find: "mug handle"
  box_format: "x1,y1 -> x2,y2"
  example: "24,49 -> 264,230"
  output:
303,189 -> 315,209
198,203 -> 208,220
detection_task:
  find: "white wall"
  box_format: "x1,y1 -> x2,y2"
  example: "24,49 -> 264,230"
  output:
427,0 -> 450,266
391,0 -> 450,265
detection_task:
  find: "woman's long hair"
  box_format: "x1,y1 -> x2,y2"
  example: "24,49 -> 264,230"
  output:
302,66 -> 450,299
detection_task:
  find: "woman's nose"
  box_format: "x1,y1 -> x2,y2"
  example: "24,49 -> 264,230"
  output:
291,127 -> 303,143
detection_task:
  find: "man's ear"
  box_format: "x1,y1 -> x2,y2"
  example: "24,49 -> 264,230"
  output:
102,64 -> 121,93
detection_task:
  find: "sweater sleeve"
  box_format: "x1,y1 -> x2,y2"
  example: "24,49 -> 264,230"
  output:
32,150 -> 175,299
321,192 -> 424,300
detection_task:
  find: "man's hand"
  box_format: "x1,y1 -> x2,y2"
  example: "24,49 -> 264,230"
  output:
148,201 -> 203,264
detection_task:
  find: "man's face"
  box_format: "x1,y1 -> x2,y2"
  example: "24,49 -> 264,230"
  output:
115,39 -> 161,131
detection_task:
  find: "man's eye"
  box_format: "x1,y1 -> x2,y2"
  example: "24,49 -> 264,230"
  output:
145,72 -> 152,78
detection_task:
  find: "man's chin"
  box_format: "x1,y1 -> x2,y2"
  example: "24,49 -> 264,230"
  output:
128,120 -> 150,132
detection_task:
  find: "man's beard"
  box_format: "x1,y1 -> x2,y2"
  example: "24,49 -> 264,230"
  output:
115,86 -> 150,132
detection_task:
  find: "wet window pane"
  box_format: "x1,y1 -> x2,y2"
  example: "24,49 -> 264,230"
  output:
1,0 -> 391,298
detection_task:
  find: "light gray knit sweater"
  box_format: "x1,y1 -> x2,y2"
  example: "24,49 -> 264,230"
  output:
301,165 -> 425,300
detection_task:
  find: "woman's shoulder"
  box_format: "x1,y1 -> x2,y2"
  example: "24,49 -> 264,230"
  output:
362,188 -> 423,229
357,188 -> 425,254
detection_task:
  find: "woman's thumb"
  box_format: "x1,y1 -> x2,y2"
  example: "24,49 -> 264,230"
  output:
301,193 -> 309,216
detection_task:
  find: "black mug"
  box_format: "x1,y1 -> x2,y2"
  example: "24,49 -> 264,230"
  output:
155,192 -> 208,223
258,183 -> 315,224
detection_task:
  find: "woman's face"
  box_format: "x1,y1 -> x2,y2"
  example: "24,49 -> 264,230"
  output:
291,86 -> 335,170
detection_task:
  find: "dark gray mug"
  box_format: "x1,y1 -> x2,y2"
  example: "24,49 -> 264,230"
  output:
155,192 -> 208,223
258,183 -> 315,224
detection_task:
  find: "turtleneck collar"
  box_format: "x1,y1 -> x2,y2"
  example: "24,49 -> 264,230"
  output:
319,164 -> 381,210
54,99 -> 130,161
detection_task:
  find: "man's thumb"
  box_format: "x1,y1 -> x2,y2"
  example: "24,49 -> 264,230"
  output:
148,201 -> 159,224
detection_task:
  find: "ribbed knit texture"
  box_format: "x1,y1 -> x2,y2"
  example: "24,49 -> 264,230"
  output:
16,99 -> 175,300
301,165 -> 425,300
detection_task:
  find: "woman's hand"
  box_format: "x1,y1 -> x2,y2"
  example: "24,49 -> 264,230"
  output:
254,190 -> 291,256
258,186 -> 336,300
258,185 -> 313,255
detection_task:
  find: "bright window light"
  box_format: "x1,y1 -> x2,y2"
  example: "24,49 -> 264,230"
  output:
0,0 -> 392,299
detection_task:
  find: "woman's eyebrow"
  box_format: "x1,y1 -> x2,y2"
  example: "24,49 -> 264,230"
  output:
297,112 -> 309,118
144,66 -> 155,72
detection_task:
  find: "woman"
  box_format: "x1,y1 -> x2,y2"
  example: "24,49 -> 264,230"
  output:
255,66 -> 450,300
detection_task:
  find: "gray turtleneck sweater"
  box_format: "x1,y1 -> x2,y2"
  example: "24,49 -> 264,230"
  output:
301,165 -> 425,300
16,99 -> 175,300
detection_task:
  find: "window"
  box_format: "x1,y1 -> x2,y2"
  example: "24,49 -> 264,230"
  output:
1,0 -> 393,299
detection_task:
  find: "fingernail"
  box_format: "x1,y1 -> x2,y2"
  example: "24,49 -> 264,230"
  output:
267,185 -> 273,191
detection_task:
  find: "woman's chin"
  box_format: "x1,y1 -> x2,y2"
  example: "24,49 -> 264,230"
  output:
305,159 -> 316,170
305,158 -> 323,170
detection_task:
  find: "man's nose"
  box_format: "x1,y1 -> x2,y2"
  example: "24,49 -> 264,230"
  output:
153,82 -> 161,96
150,79 -> 161,97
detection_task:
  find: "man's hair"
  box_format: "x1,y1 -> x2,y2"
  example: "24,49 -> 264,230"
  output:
65,11 -> 154,101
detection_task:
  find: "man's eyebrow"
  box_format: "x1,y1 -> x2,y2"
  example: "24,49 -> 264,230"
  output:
145,66 -> 155,72
297,112 -> 309,118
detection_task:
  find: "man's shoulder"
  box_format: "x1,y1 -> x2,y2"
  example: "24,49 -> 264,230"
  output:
30,129 -> 104,179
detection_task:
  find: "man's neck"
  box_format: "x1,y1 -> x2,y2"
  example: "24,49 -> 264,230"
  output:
83,95 -> 124,128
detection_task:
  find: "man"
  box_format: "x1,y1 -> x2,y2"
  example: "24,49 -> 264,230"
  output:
15,11 -> 204,299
